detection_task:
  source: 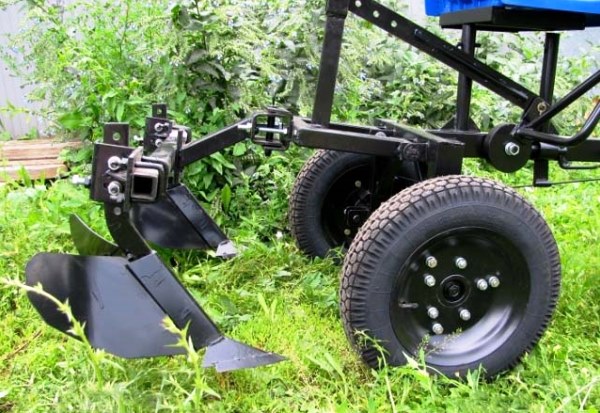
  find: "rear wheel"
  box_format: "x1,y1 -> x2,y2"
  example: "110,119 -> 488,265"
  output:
289,149 -> 420,258
341,176 -> 561,378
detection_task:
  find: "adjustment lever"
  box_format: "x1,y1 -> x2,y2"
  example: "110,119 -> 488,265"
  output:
559,156 -> 600,170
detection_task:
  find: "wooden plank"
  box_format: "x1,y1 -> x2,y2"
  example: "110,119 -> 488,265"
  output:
0,163 -> 67,181
0,138 -> 82,182
0,140 -> 81,161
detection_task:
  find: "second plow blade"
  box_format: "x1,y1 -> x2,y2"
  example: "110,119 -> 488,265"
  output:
131,185 -> 237,257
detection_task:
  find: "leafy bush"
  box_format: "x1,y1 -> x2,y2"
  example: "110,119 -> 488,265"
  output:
2,0 -> 598,216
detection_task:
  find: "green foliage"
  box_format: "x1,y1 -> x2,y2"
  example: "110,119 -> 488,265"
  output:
1,2 -> 600,410
2,1 -> 179,138
1,171 -> 599,412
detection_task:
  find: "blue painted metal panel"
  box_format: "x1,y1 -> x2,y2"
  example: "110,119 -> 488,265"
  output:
426,0 -> 600,16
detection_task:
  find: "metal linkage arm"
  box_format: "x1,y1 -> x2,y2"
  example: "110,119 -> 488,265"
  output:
179,121 -> 248,168
517,101 -> 600,146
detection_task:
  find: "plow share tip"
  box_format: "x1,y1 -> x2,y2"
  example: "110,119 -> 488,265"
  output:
203,337 -> 286,372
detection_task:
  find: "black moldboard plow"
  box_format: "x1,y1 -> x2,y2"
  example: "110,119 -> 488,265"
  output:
25,109 -> 284,372
25,0 -> 600,378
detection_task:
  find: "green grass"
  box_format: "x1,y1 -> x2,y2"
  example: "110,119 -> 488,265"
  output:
0,161 -> 599,412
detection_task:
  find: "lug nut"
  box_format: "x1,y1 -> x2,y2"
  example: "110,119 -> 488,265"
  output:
455,257 -> 468,269
427,307 -> 439,319
424,275 -> 436,287
488,276 -> 501,288
459,309 -> 471,321
107,181 -> 122,196
432,323 -> 444,335
426,256 -> 438,269
505,142 -> 521,157
476,279 -> 489,291
344,229 -> 352,236
355,180 -> 362,188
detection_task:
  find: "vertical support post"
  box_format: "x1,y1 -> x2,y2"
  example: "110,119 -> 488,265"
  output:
311,0 -> 350,127
539,33 -> 560,130
534,33 -> 560,187
455,24 -> 476,131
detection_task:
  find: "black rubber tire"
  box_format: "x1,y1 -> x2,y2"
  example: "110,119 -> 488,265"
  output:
340,175 -> 561,378
289,149 -> 419,258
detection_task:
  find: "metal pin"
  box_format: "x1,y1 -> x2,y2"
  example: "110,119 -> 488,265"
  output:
71,175 -> 91,187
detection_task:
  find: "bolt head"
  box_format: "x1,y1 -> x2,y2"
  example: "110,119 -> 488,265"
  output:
344,229 -> 352,236
355,180 -> 362,188
427,307 -> 439,319
455,257 -> 468,270
432,323 -> 444,335
426,256 -> 438,269
459,309 -> 471,321
107,156 -> 122,171
476,279 -> 489,291
424,275 -> 436,287
107,181 -> 122,196
488,276 -> 500,288
505,142 -> 521,157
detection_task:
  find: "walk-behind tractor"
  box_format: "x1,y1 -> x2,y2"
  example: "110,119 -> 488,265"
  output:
24,0 -> 600,378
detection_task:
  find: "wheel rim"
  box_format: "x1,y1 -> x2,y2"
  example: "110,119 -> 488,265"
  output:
321,163 -> 374,248
390,227 -> 531,367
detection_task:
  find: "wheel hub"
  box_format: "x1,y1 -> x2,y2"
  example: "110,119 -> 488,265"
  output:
390,227 -> 530,366
440,276 -> 469,305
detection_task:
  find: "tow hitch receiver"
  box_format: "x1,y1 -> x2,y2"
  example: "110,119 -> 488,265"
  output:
24,105 -> 284,371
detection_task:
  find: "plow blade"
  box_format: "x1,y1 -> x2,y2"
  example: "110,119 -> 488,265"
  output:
131,185 -> 237,258
25,253 -> 184,358
25,252 -> 285,370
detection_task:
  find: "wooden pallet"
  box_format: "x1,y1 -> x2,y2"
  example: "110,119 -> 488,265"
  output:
0,139 -> 82,182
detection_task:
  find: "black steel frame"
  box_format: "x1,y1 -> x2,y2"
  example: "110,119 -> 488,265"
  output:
172,0 -> 600,188
93,0 -> 600,253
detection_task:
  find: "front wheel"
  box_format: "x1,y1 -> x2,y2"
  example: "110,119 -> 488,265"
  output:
340,176 -> 561,378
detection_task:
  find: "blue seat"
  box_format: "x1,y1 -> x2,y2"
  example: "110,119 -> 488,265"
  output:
426,0 -> 600,17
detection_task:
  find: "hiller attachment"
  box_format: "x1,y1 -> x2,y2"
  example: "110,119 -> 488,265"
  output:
25,104 -> 284,371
